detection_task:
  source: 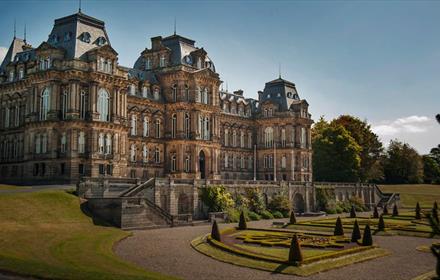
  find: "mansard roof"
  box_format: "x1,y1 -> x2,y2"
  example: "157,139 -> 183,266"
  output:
0,37 -> 27,72
260,76 -> 305,111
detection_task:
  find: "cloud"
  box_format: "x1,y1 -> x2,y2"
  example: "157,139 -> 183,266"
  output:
372,115 -> 432,136
0,47 -> 7,65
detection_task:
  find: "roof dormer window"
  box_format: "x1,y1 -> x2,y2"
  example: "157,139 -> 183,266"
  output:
96,36 -> 107,46
18,69 -> 24,80
145,58 -> 151,70
80,32 -> 91,43
8,70 -> 14,82
49,34 -> 59,44
39,57 -> 51,70
159,55 -> 166,67
64,32 -> 72,42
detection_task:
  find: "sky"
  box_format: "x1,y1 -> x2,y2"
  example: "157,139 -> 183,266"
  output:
0,0 -> 439,154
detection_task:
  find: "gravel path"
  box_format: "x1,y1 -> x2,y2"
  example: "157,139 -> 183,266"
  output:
115,219 -> 437,280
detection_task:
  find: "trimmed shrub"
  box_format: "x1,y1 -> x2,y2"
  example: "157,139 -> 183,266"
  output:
362,224 -> 373,246
267,194 -> 291,217
238,211 -> 247,230
392,204 -> 399,216
415,202 -> 421,220
351,220 -> 361,243
211,220 -> 221,242
248,211 -> 261,221
383,204 -> 389,215
289,210 -> 297,224
373,206 -> 379,219
350,205 -> 356,218
334,217 -> 344,236
288,234 -> 303,264
282,211 -> 290,218
349,196 -> 367,212
378,214 -> 385,231
336,206 -> 343,214
260,210 -> 274,220
272,211 -> 284,219
433,207 -> 439,223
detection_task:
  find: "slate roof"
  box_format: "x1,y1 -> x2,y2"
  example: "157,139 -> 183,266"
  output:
0,37 -> 27,72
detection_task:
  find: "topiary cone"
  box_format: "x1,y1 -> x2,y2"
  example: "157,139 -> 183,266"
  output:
334,216 -> 344,236
238,211 -> 247,230
362,224 -> 373,246
433,207 -> 439,223
435,201 -> 438,211
378,214 -> 385,231
290,210 -> 297,224
373,206 -> 379,219
350,205 -> 356,218
415,202 -> 421,220
392,204 -> 399,216
288,234 -> 303,264
383,204 -> 388,215
211,220 -> 221,242
351,219 -> 361,242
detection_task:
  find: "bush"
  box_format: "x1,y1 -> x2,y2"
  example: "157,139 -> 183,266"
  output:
244,188 -> 266,214
362,224 -> 373,246
225,208 -> 240,223
267,194 -> 290,216
326,208 -> 337,214
260,210 -> 274,220
349,196 -> 367,211
288,235 -> 303,263
234,194 -> 250,210
248,211 -> 261,221
238,211 -> 247,230
334,217 -> 344,236
200,186 -> 234,212
282,211 -> 290,218
316,188 -> 335,212
336,206 -> 343,214
211,220 -> 221,242
351,219 -> 361,242
272,211 -> 284,219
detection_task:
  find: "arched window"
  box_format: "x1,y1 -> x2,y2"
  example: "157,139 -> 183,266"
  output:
145,58 -> 151,70
142,86 -> 149,98
184,113 -> 190,139
196,87 -> 201,103
301,127 -> 306,149
240,156 -> 245,169
154,147 -> 160,163
80,89 -> 87,120
172,85 -> 177,102
153,88 -> 160,100
232,130 -> 237,147
240,131 -> 245,148
171,154 -> 176,172
40,88 -> 50,121
155,119 -> 161,138
248,132 -> 252,148
224,153 -> 229,168
105,134 -> 112,154
98,133 -> 104,154
171,114 -> 177,138
129,84 -> 136,96
248,156 -> 253,170
184,154 -> 190,172
204,117 -> 210,140
60,133 -> 67,153
97,88 -> 110,122
224,129 -> 229,146
184,85 -> 189,101
264,127 -> 274,148
130,144 -> 136,162
131,115 -> 137,136
35,134 -> 41,154
142,145 -> 148,163
61,88 -> 68,120
143,116 -> 149,137
281,128 -> 286,147
282,155 -> 286,169
78,131 -> 85,153
202,88 -> 208,104
41,134 -> 47,153
4,107 -> 10,128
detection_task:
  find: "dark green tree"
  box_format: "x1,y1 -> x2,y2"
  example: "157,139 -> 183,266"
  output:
288,234 -> 303,264
238,211 -> 247,230
373,206 -> 379,218
431,145 -> 440,165
362,224 -> 373,246
392,204 -> 399,216
383,140 -> 424,184
351,220 -> 361,242
378,214 -> 385,231
211,220 -> 221,242
415,202 -> 421,220
423,155 -> 440,184
290,210 -> 297,224
332,115 -> 384,182
334,217 -> 344,236
350,205 -> 356,218
312,120 -> 362,182
436,114 -> 440,124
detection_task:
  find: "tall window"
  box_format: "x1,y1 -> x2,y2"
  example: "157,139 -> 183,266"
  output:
240,131 -> 245,148
171,154 -> 176,172
281,128 -> 286,147
60,133 -> 67,153
4,107 -> 10,128
224,129 -> 229,146
155,119 -> 161,138
131,115 -> 137,136
248,156 -> 253,170
184,155 -> 190,172
264,127 -> 274,148
240,156 -> 245,169
143,116 -> 149,137
248,132 -> 252,148
202,88 -> 208,104
98,133 -> 104,154
130,144 -> 136,162
184,85 -> 189,101
172,85 -> 177,102
40,88 -> 50,121
61,88 -> 68,120
35,134 -> 41,154
142,86 -> 149,98
159,55 -> 165,67
154,147 -> 160,163
301,127 -> 306,149
281,155 -> 286,169
78,132 -> 85,153
80,89 -> 87,120
145,58 -> 151,70
184,113 -> 190,139
97,88 -> 110,122
18,69 -> 24,80
224,154 -> 229,168
142,145 -> 148,163
9,70 -> 14,82
105,134 -> 112,154
14,105 -> 19,127
129,84 -> 136,96
171,114 -> 177,138
41,134 -> 47,153
232,130 -> 237,147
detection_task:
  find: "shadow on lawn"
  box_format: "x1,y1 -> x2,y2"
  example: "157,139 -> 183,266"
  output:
79,200 -> 115,227
272,263 -> 290,274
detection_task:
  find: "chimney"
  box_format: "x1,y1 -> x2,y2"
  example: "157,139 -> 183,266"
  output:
151,36 -> 162,50
233,90 -> 243,96
258,91 -> 263,100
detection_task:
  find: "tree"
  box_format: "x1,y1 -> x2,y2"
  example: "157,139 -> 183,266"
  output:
267,194 -> 290,216
332,115 -> 384,182
312,121 -> 362,182
392,204 -> 399,216
290,210 -> 297,224
378,214 -> 385,231
334,217 -> 344,236
350,205 -> 356,218
373,206 -> 379,218
383,140 -> 424,184
244,188 -> 266,214
200,186 -> 234,212
288,235 -> 303,264
423,155 -> 440,184
362,224 -> 373,246
431,145 -> 440,165
415,202 -> 421,220
351,220 -> 361,242
238,211 -> 247,230
436,114 -> 440,124
211,220 -> 221,242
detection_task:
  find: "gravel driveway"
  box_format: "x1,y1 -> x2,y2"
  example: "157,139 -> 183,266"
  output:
115,219 -> 437,280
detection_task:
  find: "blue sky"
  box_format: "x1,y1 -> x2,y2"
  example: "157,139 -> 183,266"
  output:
0,0 -> 439,153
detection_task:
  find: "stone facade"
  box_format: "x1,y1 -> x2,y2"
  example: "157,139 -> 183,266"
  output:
0,11 -> 313,185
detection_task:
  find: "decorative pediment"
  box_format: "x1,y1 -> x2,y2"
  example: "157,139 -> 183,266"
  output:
36,42 -> 59,52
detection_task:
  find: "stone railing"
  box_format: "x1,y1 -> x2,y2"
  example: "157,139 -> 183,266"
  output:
208,211 -> 227,222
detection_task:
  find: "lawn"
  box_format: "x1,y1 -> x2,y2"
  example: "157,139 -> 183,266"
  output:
0,190 -> 174,280
379,184 -> 440,208
0,184 -> 31,190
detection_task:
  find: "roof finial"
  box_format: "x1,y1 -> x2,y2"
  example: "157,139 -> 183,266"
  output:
13,18 -> 16,39
79,0 -> 82,12
174,17 -> 176,35
24,23 -> 26,43
226,81 -> 228,92
278,63 -> 281,79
